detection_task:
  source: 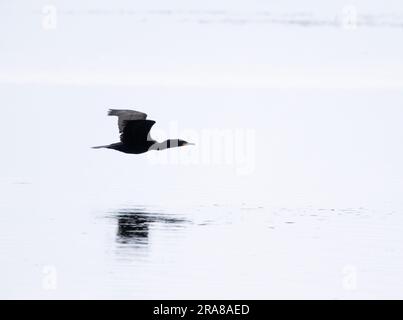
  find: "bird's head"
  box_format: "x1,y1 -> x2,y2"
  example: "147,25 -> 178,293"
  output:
177,139 -> 195,147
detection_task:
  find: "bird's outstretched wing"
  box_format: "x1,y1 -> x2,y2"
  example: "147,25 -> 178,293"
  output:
120,120 -> 156,145
108,109 -> 148,133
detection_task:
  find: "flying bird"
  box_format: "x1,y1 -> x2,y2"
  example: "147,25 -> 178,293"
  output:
93,109 -> 194,154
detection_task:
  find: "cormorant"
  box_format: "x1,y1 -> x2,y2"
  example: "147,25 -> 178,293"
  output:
93,109 -> 194,154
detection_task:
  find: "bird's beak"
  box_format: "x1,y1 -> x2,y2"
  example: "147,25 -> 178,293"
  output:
184,142 -> 195,146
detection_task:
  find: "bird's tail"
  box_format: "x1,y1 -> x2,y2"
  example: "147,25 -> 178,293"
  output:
108,109 -> 120,116
92,145 -> 109,149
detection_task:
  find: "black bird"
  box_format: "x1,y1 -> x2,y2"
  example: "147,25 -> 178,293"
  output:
93,109 -> 194,154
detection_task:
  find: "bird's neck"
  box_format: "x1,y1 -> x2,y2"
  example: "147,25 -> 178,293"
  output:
152,140 -> 180,151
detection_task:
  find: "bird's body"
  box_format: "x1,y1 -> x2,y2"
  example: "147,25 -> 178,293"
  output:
93,109 -> 193,154
93,141 -> 156,154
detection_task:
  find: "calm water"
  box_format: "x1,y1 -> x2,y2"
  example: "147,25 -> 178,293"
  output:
1,74 -> 403,301
1,183 -> 403,299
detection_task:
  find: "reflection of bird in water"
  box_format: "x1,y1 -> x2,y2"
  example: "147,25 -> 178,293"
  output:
115,210 -> 188,246
117,213 -> 150,245
93,109 -> 194,154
